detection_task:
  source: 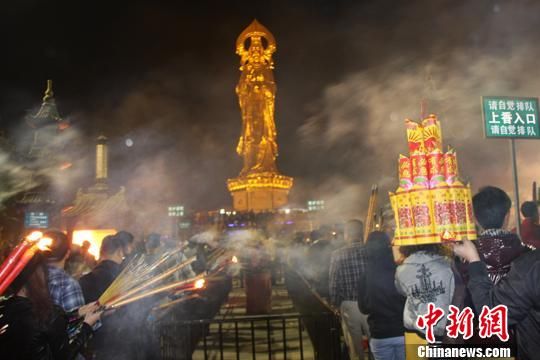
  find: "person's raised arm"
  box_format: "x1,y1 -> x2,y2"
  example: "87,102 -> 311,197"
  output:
453,239 -> 536,325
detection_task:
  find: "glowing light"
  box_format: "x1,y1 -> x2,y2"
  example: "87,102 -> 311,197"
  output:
284,208 -> 291,214
219,209 -> 225,215
58,121 -> 70,131
59,162 -> 73,170
194,278 -> 205,289
72,229 -> 117,259
231,256 -> 238,264
37,237 -> 53,251
125,138 -> 134,147
26,231 -> 43,242
227,174 -> 293,191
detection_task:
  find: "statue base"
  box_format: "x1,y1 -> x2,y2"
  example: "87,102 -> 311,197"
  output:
227,173 -> 293,212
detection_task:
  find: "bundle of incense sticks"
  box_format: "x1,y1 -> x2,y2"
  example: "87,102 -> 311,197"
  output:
104,275 -> 206,310
98,247 -> 236,310
99,246 -> 194,306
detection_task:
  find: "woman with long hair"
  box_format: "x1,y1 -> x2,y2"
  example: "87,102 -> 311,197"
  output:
0,253 -> 102,359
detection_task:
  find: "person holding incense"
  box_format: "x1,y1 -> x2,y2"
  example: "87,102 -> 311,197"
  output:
0,253 -> 102,360
43,230 -> 86,314
79,235 -> 132,359
79,235 -> 124,303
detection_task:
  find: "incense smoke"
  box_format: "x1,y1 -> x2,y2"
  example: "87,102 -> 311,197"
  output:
297,1 -> 540,226
3,0 -> 540,232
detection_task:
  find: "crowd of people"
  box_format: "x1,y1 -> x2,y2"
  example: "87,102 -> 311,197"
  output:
2,185 -> 540,359
291,186 -> 540,360
0,229 -> 211,359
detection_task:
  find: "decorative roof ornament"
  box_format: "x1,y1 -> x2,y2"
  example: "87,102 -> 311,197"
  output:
43,79 -> 54,103
29,79 -> 62,127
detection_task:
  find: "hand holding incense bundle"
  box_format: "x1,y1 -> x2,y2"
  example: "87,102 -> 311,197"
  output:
98,245 -> 191,305
105,275 -> 206,310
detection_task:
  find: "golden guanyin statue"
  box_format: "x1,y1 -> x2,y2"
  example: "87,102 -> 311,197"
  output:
235,19 -> 278,175
227,20 -> 293,212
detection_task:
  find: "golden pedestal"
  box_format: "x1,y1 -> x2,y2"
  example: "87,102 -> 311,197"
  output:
227,173 -> 293,212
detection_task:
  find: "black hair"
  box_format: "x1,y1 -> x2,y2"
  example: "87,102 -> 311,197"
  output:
366,231 -> 390,250
366,231 -> 394,264
116,231 -> 134,246
472,186 -> 511,229
521,201 -> 538,219
99,235 -> 123,257
9,253 -> 53,323
43,230 -> 70,262
146,233 -> 161,250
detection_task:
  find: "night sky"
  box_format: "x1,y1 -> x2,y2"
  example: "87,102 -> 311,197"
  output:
1,0 -> 539,221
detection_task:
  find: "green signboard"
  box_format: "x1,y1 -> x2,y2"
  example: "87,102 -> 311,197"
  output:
482,96 -> 540,138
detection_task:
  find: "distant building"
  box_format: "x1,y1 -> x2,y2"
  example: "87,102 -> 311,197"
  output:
16,80 -> 71,231
62,135 -> 130,257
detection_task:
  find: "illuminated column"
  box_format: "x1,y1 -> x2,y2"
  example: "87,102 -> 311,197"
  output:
96,135 -> 108,183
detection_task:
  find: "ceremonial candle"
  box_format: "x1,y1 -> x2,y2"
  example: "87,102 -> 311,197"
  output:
0,237 -> 52,295
0,246 -> 38,295
0,241 -> 32,286
0,231 -> 42,285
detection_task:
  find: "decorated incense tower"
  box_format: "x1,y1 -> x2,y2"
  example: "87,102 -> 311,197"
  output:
389,114 -> 477,245
227,20 -> 293,212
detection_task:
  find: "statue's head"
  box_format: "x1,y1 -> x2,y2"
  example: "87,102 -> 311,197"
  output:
248,36 -> 264,64
237,20 -> 276,68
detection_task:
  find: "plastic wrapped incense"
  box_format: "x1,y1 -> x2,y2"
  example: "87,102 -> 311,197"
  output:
390,188 -> 415,246
406,119 -> 424,154
422,114 -> 442,152
398,155 -> 413,190
464,183 -> 478,241
411,153 -> 429,187
431,184 -> 455,239
409,186 -> 437,244
427,149 -> 445,187
444,148 -> 458,184
390,114 -> 475,245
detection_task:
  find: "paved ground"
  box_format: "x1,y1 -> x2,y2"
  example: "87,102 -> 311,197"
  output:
192,278 -> 315,360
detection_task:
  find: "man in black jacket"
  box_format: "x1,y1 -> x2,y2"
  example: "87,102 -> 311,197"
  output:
79,235 -> 132,359
79,235 -> 124,303
454,239 -> 540,360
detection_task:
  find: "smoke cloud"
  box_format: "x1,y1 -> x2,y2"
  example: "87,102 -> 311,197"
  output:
296,1 -> 540,226
2,0 -> 540,232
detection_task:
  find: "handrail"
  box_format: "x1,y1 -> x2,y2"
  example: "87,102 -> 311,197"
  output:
285,265 -> 340,316
171,312 -> 337,326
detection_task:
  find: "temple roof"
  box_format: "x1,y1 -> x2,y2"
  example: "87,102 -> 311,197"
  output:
62,186 -> 129,218
28,80 -> 65,128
